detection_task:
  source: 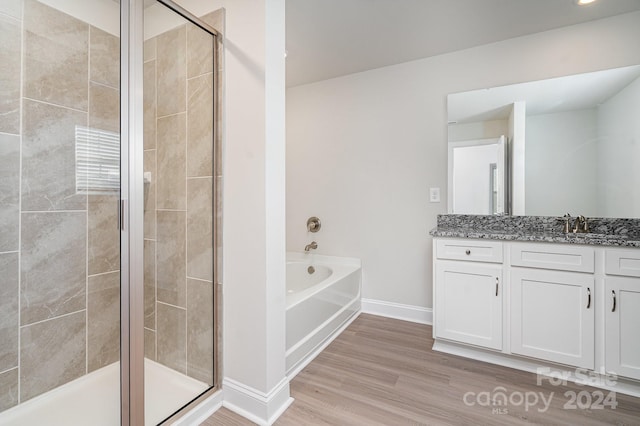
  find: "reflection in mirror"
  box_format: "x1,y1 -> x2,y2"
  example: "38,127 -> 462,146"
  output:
448,65 -> 640,218
449,137 -> 506,215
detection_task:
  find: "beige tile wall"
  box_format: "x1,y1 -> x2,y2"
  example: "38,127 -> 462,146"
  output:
0,0 -> 120,411
0,4 -> 21,411
0,134 -> 19,253
87,271 -> 120,372
143,35 -> 158,361
201,7 -> 224,386
20,311 -> 86,402
0,253 -> 19,376
144,20 -> 215,385
0,13 -> 21,136
23,0 -> 88,111
20,211 -> 87,325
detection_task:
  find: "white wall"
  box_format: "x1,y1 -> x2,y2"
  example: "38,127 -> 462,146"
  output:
598,75 -> 640,217
215,0 -> 287,398
286,11 -> 640,310
448,119 -> 508,142
526,109 -> 598,217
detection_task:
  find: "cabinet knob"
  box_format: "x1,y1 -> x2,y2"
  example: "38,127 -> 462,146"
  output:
465,249 -> 471,255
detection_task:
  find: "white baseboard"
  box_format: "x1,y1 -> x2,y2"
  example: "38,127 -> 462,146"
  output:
361,298 -> 432,325
222,377 -> 293,426
172,389 -> 224,426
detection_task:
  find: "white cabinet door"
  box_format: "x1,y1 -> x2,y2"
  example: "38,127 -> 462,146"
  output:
605,277 -> 640,380
510,268 -> 594,369
435,261 -> 502,350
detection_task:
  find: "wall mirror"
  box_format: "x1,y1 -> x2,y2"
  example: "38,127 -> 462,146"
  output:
447,64 -> 640,218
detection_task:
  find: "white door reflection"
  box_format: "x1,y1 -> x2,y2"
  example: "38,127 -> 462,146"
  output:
449,136 -> 506,215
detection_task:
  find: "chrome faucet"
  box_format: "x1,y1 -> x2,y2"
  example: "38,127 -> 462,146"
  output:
304,241 -> 318,252
562,213 -> 571,233
572,215 -> 590,233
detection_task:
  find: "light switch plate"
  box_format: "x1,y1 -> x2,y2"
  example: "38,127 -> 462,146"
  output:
429,187 -> 440,203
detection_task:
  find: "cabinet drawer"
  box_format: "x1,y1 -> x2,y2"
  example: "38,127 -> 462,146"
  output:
436,239 -> 503,263
510,243 -> 594,273
606,249 -> 640,277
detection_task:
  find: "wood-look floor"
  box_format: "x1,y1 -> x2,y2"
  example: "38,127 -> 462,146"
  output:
202,314 -> 640,425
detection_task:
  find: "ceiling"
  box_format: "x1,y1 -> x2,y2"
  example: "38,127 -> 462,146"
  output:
285,0 -> 640,87
448,64 -> 640,123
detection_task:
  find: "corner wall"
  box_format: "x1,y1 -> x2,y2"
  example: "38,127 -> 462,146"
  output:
286,11 -> 640,312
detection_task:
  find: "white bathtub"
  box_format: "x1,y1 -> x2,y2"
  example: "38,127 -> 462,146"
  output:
286,252 -> 361,377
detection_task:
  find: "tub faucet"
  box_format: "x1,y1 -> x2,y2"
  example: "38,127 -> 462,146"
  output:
304,241 -> 318,252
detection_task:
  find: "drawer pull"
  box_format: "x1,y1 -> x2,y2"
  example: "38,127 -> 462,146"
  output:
495,277 -> 499,296
465,249 -> 471,255
586,288 -> 591,309
612,290 -> 617,312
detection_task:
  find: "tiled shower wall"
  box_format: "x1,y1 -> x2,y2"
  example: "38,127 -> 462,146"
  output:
0,0 -> 120,411
143,20 -> 215,385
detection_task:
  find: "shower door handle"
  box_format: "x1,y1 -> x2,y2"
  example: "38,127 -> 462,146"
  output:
119,199 -> 126,231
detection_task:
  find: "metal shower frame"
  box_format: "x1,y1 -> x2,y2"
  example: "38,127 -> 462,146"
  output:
119,1 -> 220,424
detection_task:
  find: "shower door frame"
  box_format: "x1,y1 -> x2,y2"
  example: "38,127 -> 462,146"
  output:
120,0 -> 145,424
120,1 -> 221,424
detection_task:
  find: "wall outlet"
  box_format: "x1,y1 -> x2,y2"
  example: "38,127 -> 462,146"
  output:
429,187 -> 440,203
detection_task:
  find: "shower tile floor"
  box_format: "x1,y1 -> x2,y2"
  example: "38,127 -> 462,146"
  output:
0,359 -> 208,425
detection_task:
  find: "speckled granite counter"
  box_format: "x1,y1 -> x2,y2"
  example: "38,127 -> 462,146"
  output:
430,215 -> 640,248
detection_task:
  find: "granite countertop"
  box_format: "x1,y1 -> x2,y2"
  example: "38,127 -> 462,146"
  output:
430,215 -> 640,248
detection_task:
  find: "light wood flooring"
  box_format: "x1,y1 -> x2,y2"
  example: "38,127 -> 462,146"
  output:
202,314 -> 640,425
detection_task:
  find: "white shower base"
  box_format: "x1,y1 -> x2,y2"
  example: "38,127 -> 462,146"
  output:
0,359 -> 209,426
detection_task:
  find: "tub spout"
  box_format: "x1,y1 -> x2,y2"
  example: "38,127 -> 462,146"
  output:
304,241 -> 318,252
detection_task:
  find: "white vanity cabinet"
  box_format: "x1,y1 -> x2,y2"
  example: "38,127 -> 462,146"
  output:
605,249 -> 640,381
434,239 -> 503,350
435,261 -> 502,350
510,268 -> 594,369
433,237 -> 640,390
509,243 -> 595,369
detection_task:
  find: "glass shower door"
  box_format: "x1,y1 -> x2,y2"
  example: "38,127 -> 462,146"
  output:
142,2 -> 216,423
0,0 -> 121,424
